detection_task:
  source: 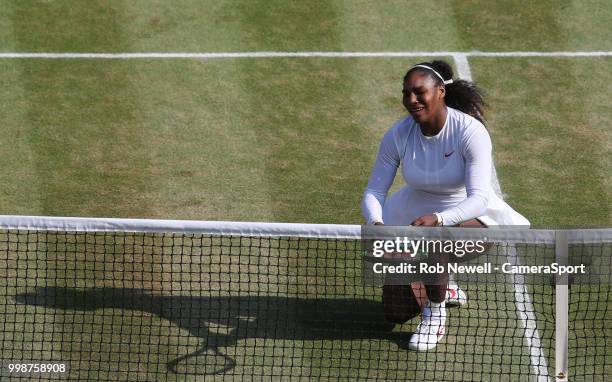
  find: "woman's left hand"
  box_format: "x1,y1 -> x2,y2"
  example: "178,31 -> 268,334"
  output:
411,214 -> 439,226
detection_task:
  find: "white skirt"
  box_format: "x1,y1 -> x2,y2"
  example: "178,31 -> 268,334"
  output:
382,186 -> 530,227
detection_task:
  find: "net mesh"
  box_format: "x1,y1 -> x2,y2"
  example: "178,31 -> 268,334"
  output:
568,242 -> 612,381
0,221 -> 610,381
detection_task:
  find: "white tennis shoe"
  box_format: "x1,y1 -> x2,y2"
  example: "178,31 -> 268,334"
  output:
408,301 -> 446,351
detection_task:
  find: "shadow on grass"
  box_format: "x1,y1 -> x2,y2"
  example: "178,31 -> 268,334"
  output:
16,287 -> 412,376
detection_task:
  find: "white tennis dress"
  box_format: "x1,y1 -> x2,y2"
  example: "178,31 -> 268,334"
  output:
361,107 -> 529,227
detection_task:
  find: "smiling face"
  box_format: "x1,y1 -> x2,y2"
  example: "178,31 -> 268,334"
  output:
402,70 -> 446,126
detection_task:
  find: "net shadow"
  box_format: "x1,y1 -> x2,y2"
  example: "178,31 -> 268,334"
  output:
15,286 -> 404,376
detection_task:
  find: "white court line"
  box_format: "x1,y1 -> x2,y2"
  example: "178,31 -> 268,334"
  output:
0,51 -> 611,59
452,53 -> 473,81
507,245 -> 551,382
455,56 -> 550,382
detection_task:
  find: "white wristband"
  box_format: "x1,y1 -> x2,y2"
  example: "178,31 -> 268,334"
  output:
433,212 -> 443,226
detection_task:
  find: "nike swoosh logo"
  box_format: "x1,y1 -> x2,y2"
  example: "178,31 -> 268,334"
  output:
444,150 -> 455,158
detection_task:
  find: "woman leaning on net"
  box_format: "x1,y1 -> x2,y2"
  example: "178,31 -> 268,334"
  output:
361,60 -> 529,351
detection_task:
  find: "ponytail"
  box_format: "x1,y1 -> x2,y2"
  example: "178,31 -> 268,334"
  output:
405,60 -> 486,125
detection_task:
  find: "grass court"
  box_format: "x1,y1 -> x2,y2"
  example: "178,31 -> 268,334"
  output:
0,1 -> 610,381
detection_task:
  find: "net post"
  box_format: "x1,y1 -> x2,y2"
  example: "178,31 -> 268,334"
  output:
555,230 -> 569,382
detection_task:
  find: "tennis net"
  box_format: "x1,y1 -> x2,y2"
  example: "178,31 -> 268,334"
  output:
0,215 -> 610,381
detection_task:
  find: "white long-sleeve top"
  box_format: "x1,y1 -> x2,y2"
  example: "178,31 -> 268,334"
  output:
362,107 -> 496,226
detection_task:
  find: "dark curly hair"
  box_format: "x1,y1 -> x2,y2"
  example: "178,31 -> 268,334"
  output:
404,60 -> 486,125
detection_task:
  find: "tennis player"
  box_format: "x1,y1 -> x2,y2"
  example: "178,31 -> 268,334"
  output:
361,60 -> 529,351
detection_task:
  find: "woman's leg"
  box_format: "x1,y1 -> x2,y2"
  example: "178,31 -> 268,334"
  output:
409,218 -> 487,351
380,188 -> 425,323
424,218 -> 486,302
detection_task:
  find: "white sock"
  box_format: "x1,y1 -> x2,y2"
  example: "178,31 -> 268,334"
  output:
428,301 -> 446,317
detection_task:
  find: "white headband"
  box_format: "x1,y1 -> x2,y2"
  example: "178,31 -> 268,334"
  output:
412,64 -> 453,85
